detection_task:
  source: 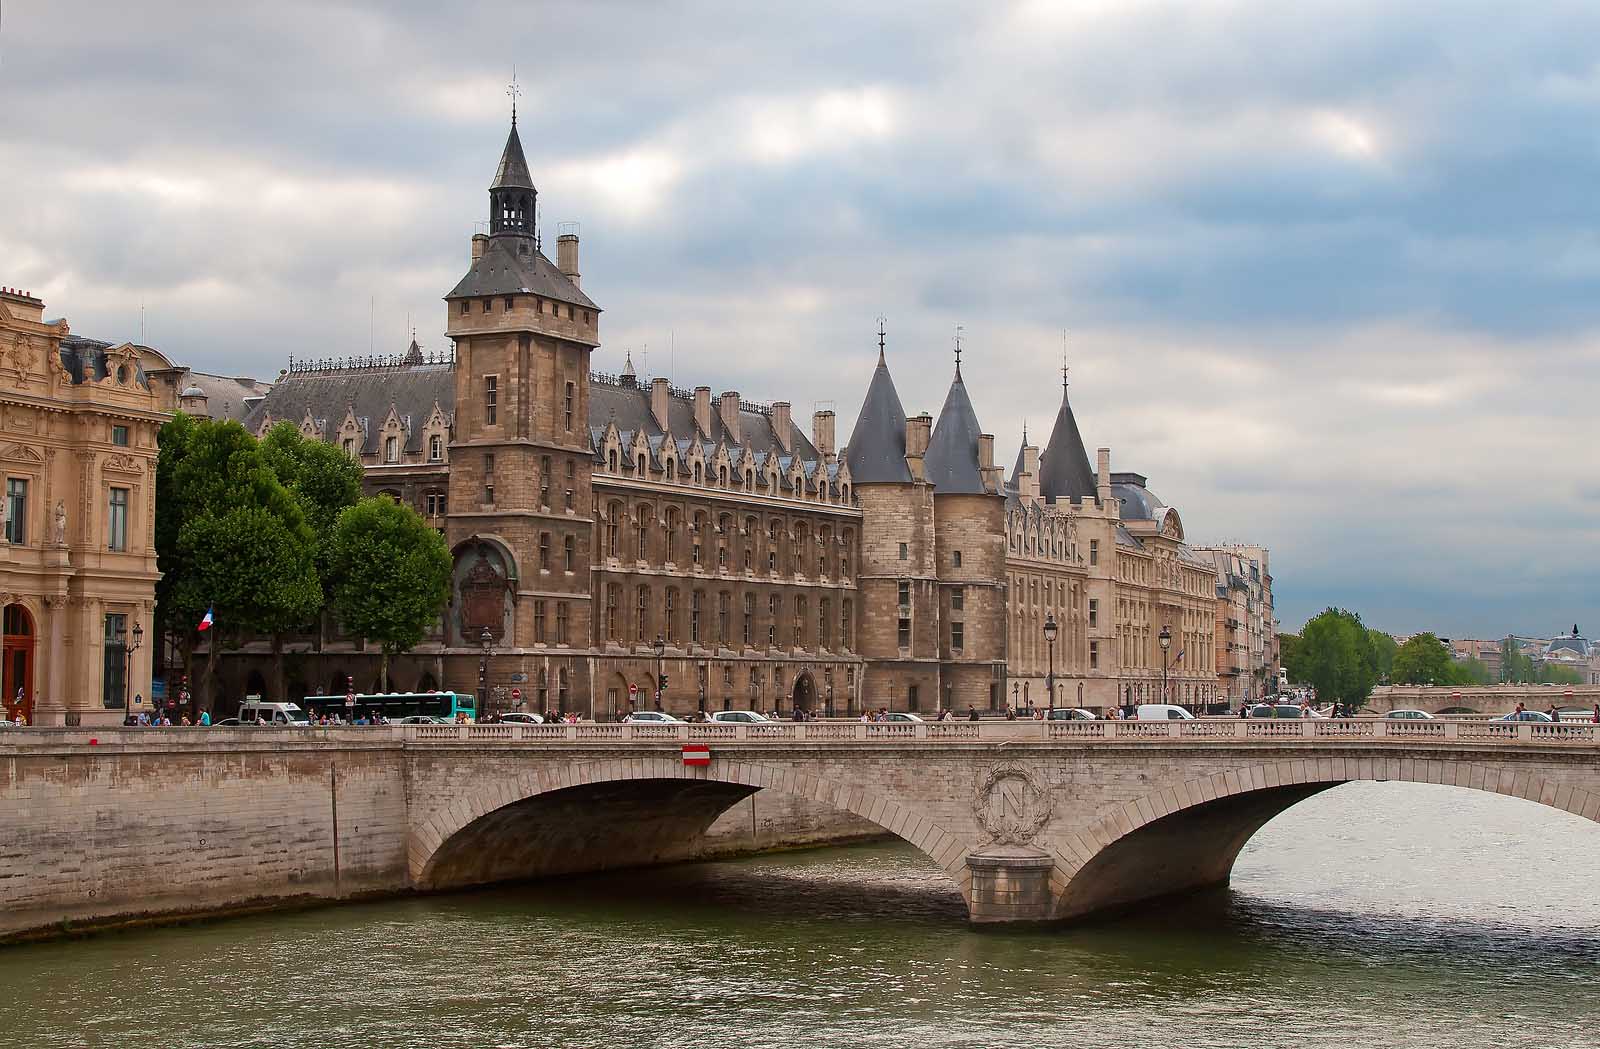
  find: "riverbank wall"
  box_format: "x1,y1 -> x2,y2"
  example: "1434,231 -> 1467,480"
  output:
0,731 -> 881,942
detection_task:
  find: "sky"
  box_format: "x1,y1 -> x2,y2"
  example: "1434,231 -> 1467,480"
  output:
2,1 -> 1596,638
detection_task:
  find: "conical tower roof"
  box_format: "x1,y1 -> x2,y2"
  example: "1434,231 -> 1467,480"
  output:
924,365 -> 988,495
1009,423 -> 1029,488
845,347 -> 913,484
491,123 -> 534,191
1039,383 -> 1096,501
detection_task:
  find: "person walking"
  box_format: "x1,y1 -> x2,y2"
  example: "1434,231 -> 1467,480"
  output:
967,705 -> 980,722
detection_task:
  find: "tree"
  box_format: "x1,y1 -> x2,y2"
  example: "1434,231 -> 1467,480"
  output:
259,423 -> 363,698
1451,658 -> 1493,686
1367,629 -> 1398,684
1499,638 -> 1535,683
154,416 -> 321,712
1278,632 -> 1303,685
1296,607 -> 1380,711
1391,632 -> 1454,685
327,497 -> 451,691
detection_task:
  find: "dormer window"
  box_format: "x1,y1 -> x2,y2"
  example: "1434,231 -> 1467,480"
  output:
343,438 -> 355,456
384,436 -> 399,463
429,434 -> 443,462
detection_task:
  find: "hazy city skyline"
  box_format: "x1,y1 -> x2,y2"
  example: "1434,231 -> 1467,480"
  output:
2,1 -> 1596,636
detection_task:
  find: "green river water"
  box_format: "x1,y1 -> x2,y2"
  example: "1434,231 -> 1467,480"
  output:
1,781 -> 1597,1049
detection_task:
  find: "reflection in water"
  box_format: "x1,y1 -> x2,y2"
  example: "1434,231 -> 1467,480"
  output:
1,782 -> 1597,1049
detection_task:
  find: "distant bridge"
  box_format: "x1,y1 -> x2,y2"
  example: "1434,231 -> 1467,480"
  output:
1368,684 -> 1600,715
3,721 -> 1598,937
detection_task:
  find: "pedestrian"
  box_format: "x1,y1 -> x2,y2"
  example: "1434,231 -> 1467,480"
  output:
199,709 -> 211,727
1005,707 -> 1017,721
967,705 -> 979,722
1547,704 -> 1560,722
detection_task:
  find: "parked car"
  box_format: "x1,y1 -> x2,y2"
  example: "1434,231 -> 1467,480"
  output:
397,715 -> 445,725
1047,708 -> 1097,721
708,710 -> 771,724
622,711 -> 682,723
1251,703 -> 1323,719
211,717 -> 241,726
1136,704 -> 1195,721
1384,709 -> 1436,720
1497,710 -> 1554,723
882,712 -> 924,723
499,712 -> 544,724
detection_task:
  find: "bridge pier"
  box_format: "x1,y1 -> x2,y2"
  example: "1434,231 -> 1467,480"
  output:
965,846 -> 1058,925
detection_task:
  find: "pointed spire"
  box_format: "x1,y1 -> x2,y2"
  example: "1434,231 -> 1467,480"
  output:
1038,378 -> 1096,502
953,324 -> 964,379
925,360 -> 989,495
845,329 -> 913,484
622,350 -> 636,377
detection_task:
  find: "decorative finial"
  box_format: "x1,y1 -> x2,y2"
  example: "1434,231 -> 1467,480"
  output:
1061,328 -> 1069,389
507,68 -> 522,127
875,316 -> 887,365
1022,418 -> 1028,444
954,324 -> 964,375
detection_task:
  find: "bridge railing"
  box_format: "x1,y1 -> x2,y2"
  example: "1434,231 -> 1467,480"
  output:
390,719 -> 1600,745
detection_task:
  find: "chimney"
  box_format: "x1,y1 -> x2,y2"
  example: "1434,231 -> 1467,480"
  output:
1022,444 -> 1041,502
905,413 -> 931,481
772,402 -> 794,453
651,377 -> 671,431
1096,447 -> 1112,502
693,386 -> 712,437
811,409 -> 834,460
718,391 -> 742,444
978,433 -> 1002,494
556,228 -> 580,288
471,232 -> 488,261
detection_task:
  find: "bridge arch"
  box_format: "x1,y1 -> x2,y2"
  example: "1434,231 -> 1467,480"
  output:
1053,754 -> 1600,920
410,755 -> 974,903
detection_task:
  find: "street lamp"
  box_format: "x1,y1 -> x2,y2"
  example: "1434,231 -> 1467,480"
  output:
478,627 -> 493,720
1043,613 -> 1059,718
124,620 -> 144,715
652,635 -> 666,712
1158,624 -> 1172,707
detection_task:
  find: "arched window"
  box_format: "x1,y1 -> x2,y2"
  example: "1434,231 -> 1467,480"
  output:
605,584 -> 620,639
664,507 -> 680,563
636,504 -> 652,561
605,501 -> 622,558
608,448 -> 620,473
636,585 -> 650,641
692,462 -> 703,486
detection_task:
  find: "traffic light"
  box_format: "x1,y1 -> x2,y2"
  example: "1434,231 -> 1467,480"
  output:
658,674 -> 668,690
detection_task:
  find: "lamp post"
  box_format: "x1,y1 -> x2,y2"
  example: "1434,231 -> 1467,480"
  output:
124,620 -> 144,715
652,635 -> 666,711
478,627 -> 493,720
1043,613 -> 1058,718
1158,624 -> 1172,707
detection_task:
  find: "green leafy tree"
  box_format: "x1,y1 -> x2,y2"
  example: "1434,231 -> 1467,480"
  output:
328,497 -> 451,691
1278,632 -> 1304,685
1367,629 -> 1398,684
1450,658 -> 1493,686
1499,638 -> 1535,683
259,423 -> 363,698
1391,632 -> 1454,685
1296,607 -> 1380,711
1538,664 -> 1583,686
154,416 -> 320,712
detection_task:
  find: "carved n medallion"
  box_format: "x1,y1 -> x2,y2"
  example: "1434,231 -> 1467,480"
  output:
973,762 -> 1054,846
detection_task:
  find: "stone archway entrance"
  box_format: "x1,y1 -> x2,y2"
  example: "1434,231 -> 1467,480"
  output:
2,604 -> 33,723
792,670 -> 817,714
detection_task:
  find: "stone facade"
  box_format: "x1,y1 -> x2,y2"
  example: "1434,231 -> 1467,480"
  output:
0,288 -> 165,726
1197,544 -> 1277,705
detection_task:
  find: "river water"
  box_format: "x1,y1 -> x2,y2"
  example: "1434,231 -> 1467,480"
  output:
2,782 -> 1598,1049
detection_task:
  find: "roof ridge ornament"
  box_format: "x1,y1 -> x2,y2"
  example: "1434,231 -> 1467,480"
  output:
954,323 -> 964,379
507,68 -> 521,128
875,315 -> 887,366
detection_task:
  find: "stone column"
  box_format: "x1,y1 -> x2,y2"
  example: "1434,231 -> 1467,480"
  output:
40,595 -> 67,726
966,845 -> 1057,925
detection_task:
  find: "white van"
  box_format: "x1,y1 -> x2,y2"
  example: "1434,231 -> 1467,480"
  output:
1136,704 -> 1195,721
237,699 -> 310,725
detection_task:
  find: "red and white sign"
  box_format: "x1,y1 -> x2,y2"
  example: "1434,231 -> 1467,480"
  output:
682,744 -> 711,767
511,688 -> 522,702
628,683 -> 638,697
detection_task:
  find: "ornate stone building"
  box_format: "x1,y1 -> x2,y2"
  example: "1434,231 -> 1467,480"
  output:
0,288 -> 164,725
219,116 -> 1226,719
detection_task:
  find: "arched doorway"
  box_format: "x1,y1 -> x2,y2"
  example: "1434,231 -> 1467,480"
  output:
2,604 -> 33,723
605,672 -> 631,723
245,669 -> 267,699
792,670 -> 816,714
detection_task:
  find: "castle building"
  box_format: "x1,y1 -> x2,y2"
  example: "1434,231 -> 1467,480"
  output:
0,288 -> 165,726
218,117 -> 1224,718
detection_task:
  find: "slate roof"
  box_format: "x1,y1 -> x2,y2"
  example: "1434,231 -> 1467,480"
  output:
924,366 -> 989,495
1112,478 -> 1165,522
491,124 -> 534,191
446,235 -> 597,310
844,350 -> 913,484
1039,383 -> 1096,501
588,378 -> 819,463
242,363 -> 454,456
1009,432 -> 1029,489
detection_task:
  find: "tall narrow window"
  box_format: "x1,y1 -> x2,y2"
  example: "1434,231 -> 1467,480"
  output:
1090,639 -> 1100,669
953,550 -> 962,568
691,591 -> 703,643
558,666 -> 569,707
384,436 -> 399,463
768,595 -> 780,647
820,598 -> 832,649
556,603 -> 569,644
605,502 -> 620,558
794,597 -> 807,649
952,587 -> 965,612
483,453 -> 495,504
898,580 -> 910,609
605,585 -> 619,639
636,586 -> 650,642
665,588 -> 678,642
951,621 -> 965,652
5,479 -> 26,545
742,593 -> 754,644
539,455 -> 551,506
102,613 -> 127,709
539,532 -> 551,570
563,535 -> 575,571
1089,539 -> 1099,566
533,600 -> 547,643
564,381 -> 576,430
107,487 -> 129,552
718,592 -> 730,645
899,542 -> 908,561
429,434 -> 443,461
1088,598 -> 1098,628
842,600 -> 852,648
484,376 -> 498,425
111,425 -> 129,447
565,459 -> 575,511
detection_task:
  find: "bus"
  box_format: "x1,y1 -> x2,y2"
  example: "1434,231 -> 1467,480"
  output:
301,691 -> 476,723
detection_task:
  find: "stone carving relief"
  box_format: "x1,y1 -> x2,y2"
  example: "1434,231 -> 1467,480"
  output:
973,762 -> 1054,846
459,551 -> 509,642
53,501 -> 66,546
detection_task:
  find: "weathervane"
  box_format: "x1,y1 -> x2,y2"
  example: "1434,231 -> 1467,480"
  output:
1061,328 -> 1070,388
954,324 -> 965,370
507,68 -> 522,126
875,316 -> 887,362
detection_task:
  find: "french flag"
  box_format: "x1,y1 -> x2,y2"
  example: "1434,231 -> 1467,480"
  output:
197,607 -> 214,632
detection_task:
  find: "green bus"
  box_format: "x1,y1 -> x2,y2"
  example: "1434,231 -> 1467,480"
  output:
301,691 -> 476,722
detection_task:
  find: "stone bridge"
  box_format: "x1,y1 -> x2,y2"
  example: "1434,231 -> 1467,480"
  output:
3,720 -> 1599,937
1367,684 -> 1600,715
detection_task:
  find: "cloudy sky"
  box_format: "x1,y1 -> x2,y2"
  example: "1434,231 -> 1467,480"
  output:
3,1 -> 1596,637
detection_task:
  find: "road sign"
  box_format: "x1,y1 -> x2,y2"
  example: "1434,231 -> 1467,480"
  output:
682,744 -> 711,767
628,683 -> 638,697
511,688 -> 522,702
